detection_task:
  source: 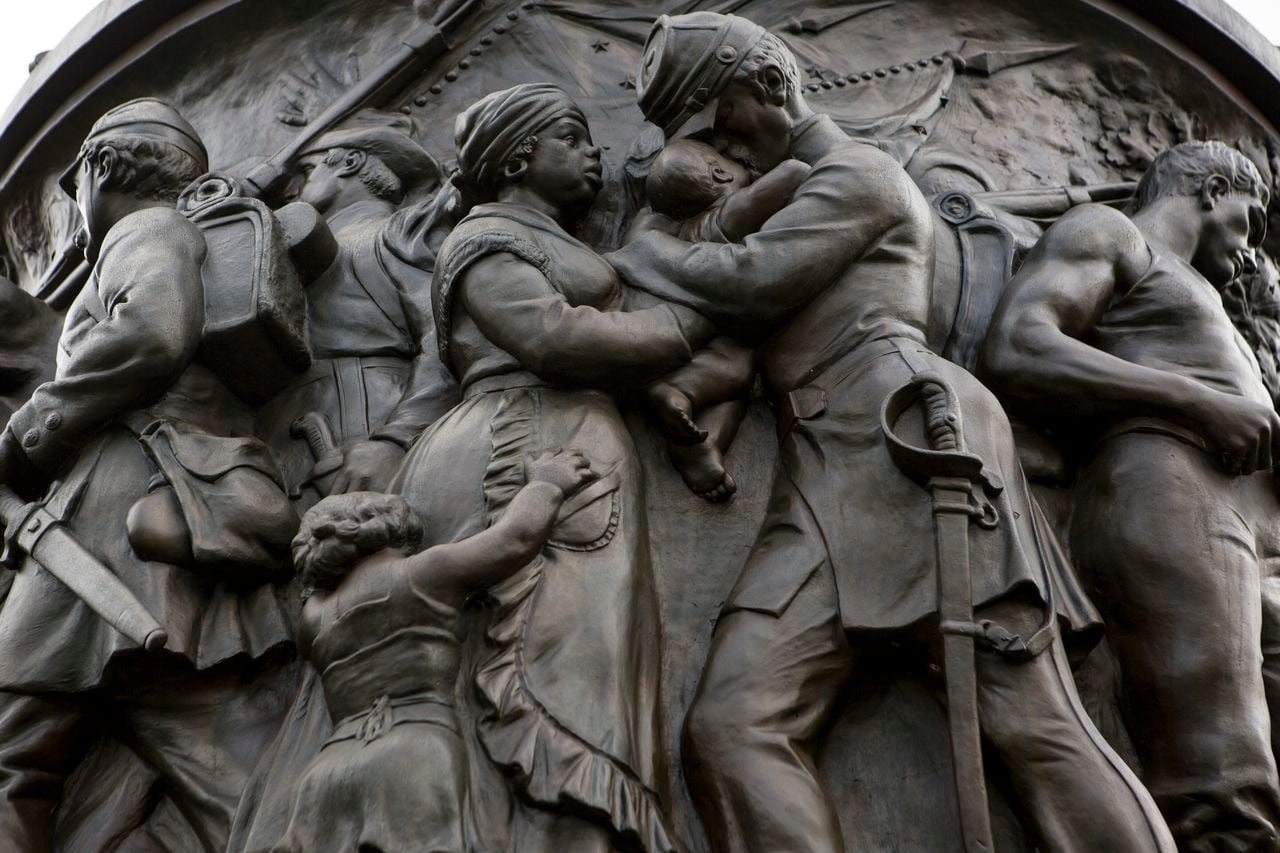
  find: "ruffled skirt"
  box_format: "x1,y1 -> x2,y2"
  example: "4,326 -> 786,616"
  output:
395,382 -> 675,852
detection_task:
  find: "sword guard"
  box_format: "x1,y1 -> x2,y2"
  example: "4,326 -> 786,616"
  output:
143,628 -> 169,652
0,486 -> 36,570
882,376 -> 997,487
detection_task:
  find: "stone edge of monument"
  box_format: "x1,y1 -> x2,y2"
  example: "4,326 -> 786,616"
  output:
0,0 -> 1277,199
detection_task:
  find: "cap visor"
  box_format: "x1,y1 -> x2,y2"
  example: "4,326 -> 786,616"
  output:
58,160 -> 79,198
668,96 -> 719,140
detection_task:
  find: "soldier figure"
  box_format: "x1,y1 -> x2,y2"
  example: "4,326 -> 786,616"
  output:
0,99 -> 299,851
609,13 -> 1174,852
982,141 -> 1280,851
257,109 -> 458,503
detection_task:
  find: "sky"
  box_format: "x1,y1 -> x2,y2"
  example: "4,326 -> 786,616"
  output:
0,0 -> 1275,116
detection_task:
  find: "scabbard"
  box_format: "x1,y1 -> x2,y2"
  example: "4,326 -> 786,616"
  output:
934,481 -> 995,853
1,487 -> 168,651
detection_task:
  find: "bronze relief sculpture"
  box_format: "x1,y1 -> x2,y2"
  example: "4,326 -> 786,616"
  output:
609,14 -> 1170,852
396,81 -> 706,853
275,449 -> 596,853
0,99 -> 300,851
983,142 -> 1280,851
0,2 -> 1277,852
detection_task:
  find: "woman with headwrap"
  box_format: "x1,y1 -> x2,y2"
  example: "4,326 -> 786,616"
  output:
392,84 -> 711,852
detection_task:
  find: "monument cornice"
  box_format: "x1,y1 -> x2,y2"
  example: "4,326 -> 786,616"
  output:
0,0 -> 1276,198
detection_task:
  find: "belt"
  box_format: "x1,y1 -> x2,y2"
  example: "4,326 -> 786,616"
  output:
774,336 -> 929,441
462,370 -> 549,400
297,355 -> 409,384
292,356 -> 410,440
1096,417 -> 1208,454
326,693 -> 458,747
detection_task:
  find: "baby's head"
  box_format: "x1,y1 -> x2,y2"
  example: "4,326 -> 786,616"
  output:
293,492 -> 425,594
646,139 -> 749,220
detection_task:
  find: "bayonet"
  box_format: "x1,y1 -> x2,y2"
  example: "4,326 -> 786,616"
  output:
0,485 -> 168,651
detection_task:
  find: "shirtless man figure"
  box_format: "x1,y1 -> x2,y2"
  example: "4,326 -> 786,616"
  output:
982,140 -> 1280,851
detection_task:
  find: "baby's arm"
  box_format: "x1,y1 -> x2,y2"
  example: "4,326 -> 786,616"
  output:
406,450 -> 595,597
296,595 -> 323,662
623,207 -> 681,245
711,160 -> 812,243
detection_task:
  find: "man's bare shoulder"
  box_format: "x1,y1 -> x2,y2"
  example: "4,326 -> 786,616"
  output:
1036,204 -> 1148,269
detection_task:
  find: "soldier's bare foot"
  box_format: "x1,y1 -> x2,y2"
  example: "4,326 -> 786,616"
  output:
647,382 -> 707,445
670,440 -> 737,502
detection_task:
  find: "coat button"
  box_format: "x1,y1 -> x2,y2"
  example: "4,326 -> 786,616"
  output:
21,429 -> 39,448
43,412 -> 62,431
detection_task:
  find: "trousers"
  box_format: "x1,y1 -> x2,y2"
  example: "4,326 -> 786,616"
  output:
683,554 -> 1174,852
1073,430 -> 1280,851
0,653 -> 291,852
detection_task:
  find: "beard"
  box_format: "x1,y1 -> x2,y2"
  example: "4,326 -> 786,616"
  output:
719,141 -> 763,182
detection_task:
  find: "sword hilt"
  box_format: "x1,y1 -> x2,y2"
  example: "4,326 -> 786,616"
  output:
0,484 -> 26,527
916,377 -> 960,452
291,412 -> 339,462
0,485 -> 32,568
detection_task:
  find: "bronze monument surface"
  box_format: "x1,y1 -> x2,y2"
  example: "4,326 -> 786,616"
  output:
0,1 -> 1278,851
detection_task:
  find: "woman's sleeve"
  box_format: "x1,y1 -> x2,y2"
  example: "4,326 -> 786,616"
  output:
456,245 -> 699,388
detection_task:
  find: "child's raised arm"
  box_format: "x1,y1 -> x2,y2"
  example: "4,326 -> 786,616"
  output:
407,449 -> 596,597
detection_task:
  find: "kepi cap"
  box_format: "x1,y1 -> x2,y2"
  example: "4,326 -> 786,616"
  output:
59,98 -> 208,196
636,12 -> 768,139
297,109 -> 441,193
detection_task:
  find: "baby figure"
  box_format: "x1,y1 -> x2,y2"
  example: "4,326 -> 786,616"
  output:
630,139 -> 810,501
272,449 -> 595,853
644,137 -> 810,243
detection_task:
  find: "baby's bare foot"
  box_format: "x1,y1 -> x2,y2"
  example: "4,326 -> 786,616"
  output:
670,439 -> 737,502
647,382 -> 707,445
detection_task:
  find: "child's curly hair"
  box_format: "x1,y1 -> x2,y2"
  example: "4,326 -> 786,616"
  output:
292,492 -> 425,593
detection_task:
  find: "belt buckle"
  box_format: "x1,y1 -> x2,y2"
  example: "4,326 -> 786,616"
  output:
787,387 -> 827,421
777,386 -> 827,440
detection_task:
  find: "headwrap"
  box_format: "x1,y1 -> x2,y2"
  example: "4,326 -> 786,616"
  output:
453,83 -> 586,204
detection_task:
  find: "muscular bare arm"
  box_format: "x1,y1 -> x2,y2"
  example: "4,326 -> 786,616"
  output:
981,204 -> 1280,472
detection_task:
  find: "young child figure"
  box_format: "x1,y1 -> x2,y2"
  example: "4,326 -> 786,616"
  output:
630,139 -> 810,501
272,449 -> 596,853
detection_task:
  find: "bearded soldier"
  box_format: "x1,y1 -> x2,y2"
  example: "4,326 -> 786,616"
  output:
257,109 -> 458,503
